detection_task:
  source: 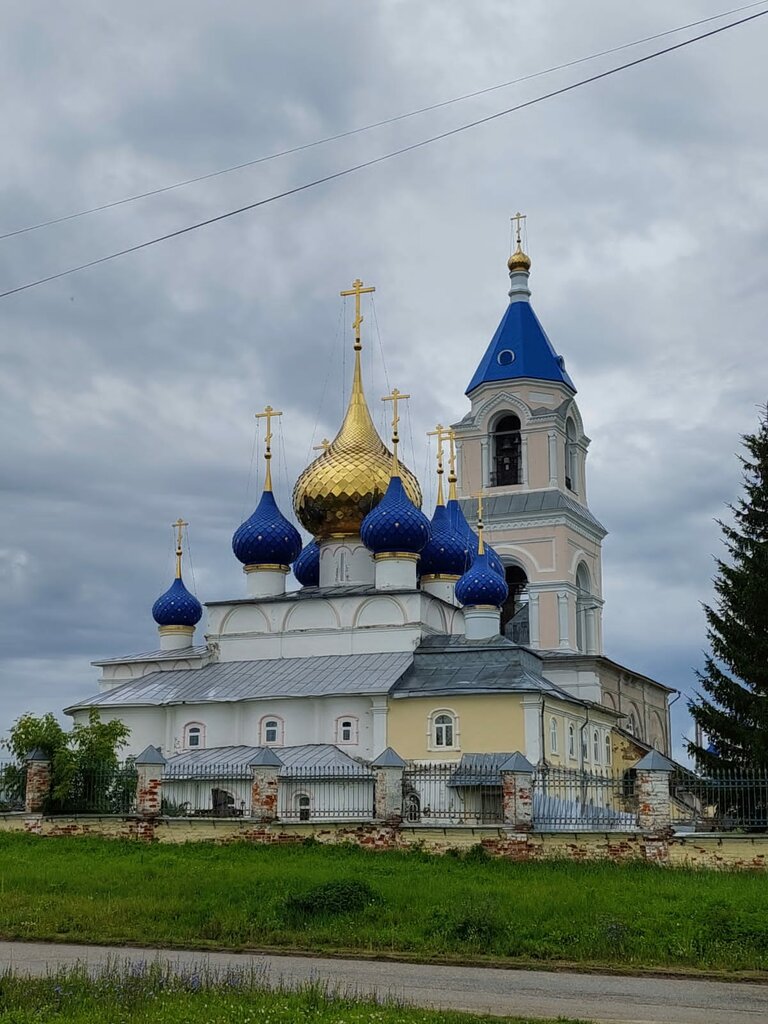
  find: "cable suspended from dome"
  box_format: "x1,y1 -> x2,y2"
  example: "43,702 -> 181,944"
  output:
420,423 -> 467,604
444,427 -> 505,577
361,387 -> 431,591
233,404 -> 302,598
152,518 -> 203,651
456,493 -> 509,641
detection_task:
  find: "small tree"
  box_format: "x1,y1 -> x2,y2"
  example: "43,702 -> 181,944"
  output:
2,710 -> 130,811
688,404 -> 768,770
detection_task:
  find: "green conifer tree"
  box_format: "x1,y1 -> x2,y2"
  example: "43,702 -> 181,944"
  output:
688,405 -> 768,769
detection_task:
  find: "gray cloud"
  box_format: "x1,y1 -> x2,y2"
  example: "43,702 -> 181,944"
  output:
2,1 -> 767,754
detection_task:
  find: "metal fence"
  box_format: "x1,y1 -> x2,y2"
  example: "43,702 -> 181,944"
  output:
58,761 -> 138,815
162,764 -> 252,817
533,766 -> 639,831
278,766 -> 374,821
0,760 -> 25,812
402,762 -> 504,825
671,769 -> 768,833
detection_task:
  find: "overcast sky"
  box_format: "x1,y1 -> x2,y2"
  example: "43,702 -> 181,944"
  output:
2,1 -> 767,761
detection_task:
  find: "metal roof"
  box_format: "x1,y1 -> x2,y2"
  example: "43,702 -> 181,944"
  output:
93,646 -> 209,667
67,651 -> 413,711
392,637 -> 586,704
450,752 -> 517,787
460,491 -> 605,535
164,743 -> 372,778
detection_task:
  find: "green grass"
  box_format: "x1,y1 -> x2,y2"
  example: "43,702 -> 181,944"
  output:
1,834 -> 767,974
0,961 -> 587,1023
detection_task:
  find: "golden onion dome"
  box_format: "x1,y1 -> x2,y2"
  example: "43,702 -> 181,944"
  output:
507,243 -> 531,273
293,347 -> 422,539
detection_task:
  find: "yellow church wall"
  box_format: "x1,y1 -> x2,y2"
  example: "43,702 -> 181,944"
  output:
386,694 -> 527,760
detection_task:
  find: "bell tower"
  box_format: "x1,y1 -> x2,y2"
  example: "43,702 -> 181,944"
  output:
453,217 -> 606,653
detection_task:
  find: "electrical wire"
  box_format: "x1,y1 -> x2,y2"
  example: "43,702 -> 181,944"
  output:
1,1 -> 764,243
1,7 -> 765,302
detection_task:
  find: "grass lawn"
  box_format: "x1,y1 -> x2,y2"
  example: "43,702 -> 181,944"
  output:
0,961 -> 588,1024
1,834 -> 767,974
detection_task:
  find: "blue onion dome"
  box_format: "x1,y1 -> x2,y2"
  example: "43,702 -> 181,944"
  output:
447,498 -> 505,576
420,502 -> 472,578
293,540 -> 320,587
152,577 -> 203,627
361,475 -> 431,555
232,489 -> 302,568
455,548 -> 509,608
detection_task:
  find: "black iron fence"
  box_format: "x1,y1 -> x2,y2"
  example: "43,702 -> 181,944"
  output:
0,761 -> 25,811
162,764 -> 252,817
279,766 -> 374,821
671,769 -> 768,833
533,766 -> 639,831
57,761 -> 138,815
402,762 -> 504,825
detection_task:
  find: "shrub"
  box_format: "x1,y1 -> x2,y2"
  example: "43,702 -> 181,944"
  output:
283,879 -> 381,919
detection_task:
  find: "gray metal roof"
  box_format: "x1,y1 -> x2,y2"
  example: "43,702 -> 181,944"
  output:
460,490 -> 605,535
450,752 -> 517,787
164,743 -> 372,778
371,747 -> 408,768
93,646 -> 209,666
67,652 -> 413,711
393,637 -> 586,704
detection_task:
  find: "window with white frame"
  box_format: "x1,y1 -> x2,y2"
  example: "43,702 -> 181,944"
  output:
605,734 -> 612,765
336,716 -> 358,745
183,722 -> 205,750
581,728 -> 589,762
593,728 -> 601,764
550,717 -> 559,754
430,710 -> 458,750
260,716 -> 284,745
568,723 -> 576,759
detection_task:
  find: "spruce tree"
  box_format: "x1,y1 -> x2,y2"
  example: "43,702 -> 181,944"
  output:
688,405 -> 768,770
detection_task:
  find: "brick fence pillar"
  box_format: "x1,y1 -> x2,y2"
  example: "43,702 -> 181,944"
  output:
635,750 -> 675,834
249,748 -> 283,822
371,747 -> 407,822
24,748 -> 52,814
500,752 -> 535,831
134,745 -> 166,817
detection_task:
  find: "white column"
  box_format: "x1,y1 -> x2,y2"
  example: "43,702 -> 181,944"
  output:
527,590 -> 540,649
244,566 -> 287,598
521,433 -> 529,487
548,431 -> 558,487
557,591 -> 570,650
374,553 -> 418,591
586,607 -> 597,655
158,625 -> 195,651
371,698 -> 389,753
480,438 -> 490,488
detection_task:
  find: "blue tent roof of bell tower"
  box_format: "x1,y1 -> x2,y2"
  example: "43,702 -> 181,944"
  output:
466,300 -> 576,395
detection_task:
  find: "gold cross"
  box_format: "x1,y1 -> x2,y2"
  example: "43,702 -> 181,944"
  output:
511,211 -> 526,247
340,278 -> 376,350
313,437 -> 331,452
472,491 -> 486,553
255,405 -> 282,490
382,387 -> 410,441
172,518 -> 188,578
446,428 -> 458,482
427,423 -> 451,505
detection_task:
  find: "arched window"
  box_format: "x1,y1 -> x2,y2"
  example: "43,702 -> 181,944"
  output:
627,711 -> 639,738
295,793 -> 310,821
581,728 -> 589,762
575,563 -> 592,654
565,417 -> 578,492
183,722 -> 205,750
492,414 -> 522,486
501,564 -> 528,639
260,715 -> 284,746
568,724 -> 576,759
430,710 -> 458,750
550,717 -> 559,755
336,716 -> 358,745
593,728 -> 601,764
605,734 -> 613,766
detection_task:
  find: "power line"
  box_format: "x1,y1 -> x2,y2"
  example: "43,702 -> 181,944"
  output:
1,7 -> 765,303
1,1 -> 765,243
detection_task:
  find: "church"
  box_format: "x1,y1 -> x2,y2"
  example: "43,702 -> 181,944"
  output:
66,223 -> 673,784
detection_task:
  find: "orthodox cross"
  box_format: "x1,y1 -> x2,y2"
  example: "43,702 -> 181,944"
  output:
172,518 -> 188,578
382,387 -> 409,470
255,404 -> 282,490
427,423 -> 451,504
446,428 -> 458,490
511,211 -> 526,248
472,490 -> 486,552
340,278 -> 376,350
313,438 -> 331,453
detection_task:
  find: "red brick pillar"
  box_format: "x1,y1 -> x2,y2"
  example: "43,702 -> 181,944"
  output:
635,750 -> 674,834
135,745 -> 166,817
249,748 -> 283,822
24,749 -> 52,813
500,753 -> 535,831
